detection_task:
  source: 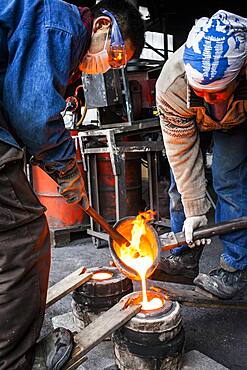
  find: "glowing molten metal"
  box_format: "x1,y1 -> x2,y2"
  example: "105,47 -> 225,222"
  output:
142,297 -> 163,311
119,210 -> 163,311
92,271 -> 113,281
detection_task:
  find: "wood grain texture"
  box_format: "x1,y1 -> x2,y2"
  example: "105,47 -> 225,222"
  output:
46,267 -> 93,308
149,280 -> 247,309
63,300 -> 141,370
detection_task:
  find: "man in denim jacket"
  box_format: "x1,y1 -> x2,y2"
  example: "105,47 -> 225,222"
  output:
156,10 -> 247,300
0,0 -> 144,369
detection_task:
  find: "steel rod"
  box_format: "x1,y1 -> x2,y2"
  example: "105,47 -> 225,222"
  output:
161,216 -> 247,251
83,205 -> 130,246
194,216 -> 247,239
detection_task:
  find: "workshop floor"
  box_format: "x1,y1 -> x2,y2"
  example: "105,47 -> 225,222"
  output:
43,229 -> 247,370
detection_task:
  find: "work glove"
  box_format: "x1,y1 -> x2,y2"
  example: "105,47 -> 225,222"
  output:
57,161 -> 89,206
183,215 -> 211,248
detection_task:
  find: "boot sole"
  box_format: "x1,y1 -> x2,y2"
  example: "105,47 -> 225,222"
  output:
52,344 -> 73,370
194,273 -> 247,300
54,341 -> 74,370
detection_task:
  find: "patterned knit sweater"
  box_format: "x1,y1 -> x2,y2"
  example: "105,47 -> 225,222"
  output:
156,45 -> 247,217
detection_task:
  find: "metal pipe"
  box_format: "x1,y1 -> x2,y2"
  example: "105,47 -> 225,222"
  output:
194,216 -> 247,239
161,216 -> 247,251
83,205 -> 130,247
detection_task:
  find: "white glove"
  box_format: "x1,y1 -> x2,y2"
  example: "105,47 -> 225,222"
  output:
183,215 -> 211,248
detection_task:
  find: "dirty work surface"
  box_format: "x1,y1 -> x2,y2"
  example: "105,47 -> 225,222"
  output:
43,236 -> 247,370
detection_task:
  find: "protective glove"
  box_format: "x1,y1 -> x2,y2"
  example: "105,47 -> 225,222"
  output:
183,215 -> 211,248
57,162 -> 89,206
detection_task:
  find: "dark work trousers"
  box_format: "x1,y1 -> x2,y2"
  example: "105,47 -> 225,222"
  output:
0,142 -> 50,370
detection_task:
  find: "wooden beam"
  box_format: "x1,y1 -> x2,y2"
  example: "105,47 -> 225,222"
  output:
63,300 -> 141,370
149,280 -> 247,309
46,267 -> 93,308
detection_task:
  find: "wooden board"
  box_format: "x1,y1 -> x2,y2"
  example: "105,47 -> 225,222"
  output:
151,268 -> 195,285
63,299 -> 141,370
149,280 -> 247,309
46,267 -> 93,308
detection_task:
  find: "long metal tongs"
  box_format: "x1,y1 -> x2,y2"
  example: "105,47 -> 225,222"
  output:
160,216 -> 247,251
82,203 -> 130,246
81,199 -> 247,254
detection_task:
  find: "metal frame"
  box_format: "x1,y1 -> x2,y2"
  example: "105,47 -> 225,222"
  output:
78,119 -> 167,247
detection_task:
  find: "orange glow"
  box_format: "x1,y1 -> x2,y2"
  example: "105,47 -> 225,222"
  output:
131,291 -> 165,312
141,297 -> 163,311
92,271 -> 113,281
119,210 -> 161,309
109,47 -> 127,69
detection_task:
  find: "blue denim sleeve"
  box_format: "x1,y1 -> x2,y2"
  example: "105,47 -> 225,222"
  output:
3,27 -> 77,173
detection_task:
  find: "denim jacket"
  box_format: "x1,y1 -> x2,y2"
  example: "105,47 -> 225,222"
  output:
0,0 -> 91,172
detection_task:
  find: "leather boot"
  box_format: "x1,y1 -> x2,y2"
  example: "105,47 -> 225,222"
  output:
32,327 -> 73,370
158,246 -> 203,279
194,267 -> 247,299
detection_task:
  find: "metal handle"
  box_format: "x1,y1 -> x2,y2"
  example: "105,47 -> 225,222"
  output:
161,216 -> 247,251
193,216 -> 247,239
82,205 -> 130,246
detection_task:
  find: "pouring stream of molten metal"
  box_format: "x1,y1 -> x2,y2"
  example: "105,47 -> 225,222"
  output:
119,211 -> 163,310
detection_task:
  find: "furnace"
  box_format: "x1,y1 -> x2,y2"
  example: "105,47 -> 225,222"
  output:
71,266 -> 133,330
113,291 -> 185,370
108,212 -> 184,369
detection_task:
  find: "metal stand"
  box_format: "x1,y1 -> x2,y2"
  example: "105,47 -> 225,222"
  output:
78,119 -> 167,248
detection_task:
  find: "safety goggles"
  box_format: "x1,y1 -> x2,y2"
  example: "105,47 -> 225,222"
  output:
101,8 -> 127,69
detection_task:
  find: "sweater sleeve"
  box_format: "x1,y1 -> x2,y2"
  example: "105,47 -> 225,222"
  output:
156,89 -> 211,217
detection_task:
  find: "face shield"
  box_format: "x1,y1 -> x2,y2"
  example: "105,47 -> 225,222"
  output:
101,8 -> 127,69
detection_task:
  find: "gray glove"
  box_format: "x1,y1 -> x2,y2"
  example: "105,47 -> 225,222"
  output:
183,215 -> 211,247
57,162 -> 89,206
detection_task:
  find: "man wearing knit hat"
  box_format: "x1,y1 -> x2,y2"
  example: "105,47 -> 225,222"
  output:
156,10 -> 247,299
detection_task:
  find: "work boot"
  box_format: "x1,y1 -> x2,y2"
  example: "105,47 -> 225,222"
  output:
158,246 -> 203,279
32,327 -> 73,370
194,268 -> 247,299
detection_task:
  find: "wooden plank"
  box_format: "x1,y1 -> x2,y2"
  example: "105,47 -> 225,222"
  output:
46,267 -> 93,308
63,300 -> 141,370
149,280 -> 247,309
194,286 -> 217,299
150,268 -> 195,285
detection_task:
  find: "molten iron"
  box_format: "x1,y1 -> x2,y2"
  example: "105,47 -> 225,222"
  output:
142,297 -> 163,311
92,271 -> 113,281
114,293 -> 184,370
132,290 -> 166,313
112,211 -> 163,309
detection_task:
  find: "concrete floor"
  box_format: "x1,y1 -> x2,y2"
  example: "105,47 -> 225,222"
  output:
43,231 -> 247,370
